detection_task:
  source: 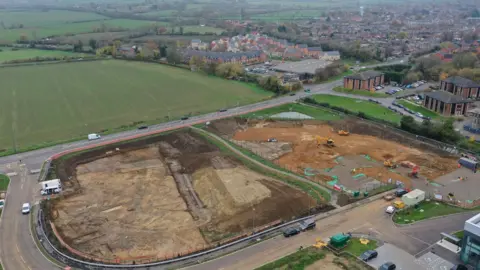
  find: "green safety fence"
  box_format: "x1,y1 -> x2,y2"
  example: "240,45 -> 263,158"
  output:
353,173 -> 366,179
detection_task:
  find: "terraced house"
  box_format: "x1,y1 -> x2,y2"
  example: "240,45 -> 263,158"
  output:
343,70 -> 384,90
183,50 -> 267,64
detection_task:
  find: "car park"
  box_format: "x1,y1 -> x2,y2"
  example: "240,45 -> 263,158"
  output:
22,203 -> 30,214
379,262 -> 396,270
360,250 -> 378,261
283,227 -> 300,237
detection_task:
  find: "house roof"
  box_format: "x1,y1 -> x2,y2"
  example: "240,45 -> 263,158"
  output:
425,91 -> 472,104
184,50 -> 263,61
443,76 -> 480,88
308,47 -> 323,52
324,51 -> 340,56
285,48 -> 301,54
297,44 -> 308,48
191,39 -> 201,43
345,70 -> 383,80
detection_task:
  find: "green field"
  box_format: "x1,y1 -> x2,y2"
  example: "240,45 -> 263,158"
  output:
0,49 -> 82,63
333,86 -> 389,98
181,25 -> 224,34
0,60 -> 271,151
397,100 -> 441,118
344,238 -> 378,256
311,95 -> 402,123
0,9 -> 161,42
243,103 -> 342,121
0,175 -> 9,191
393,201 -> 477,224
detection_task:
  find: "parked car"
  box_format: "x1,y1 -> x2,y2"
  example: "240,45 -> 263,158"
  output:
415,112 -> 424,118
22,203 -> 30,214
137,125 -> 148,130
368,99 -> 380,104
298,218 -> 316,231
87,133 -> 101,141
219,109 -> 228,112
385,205 -> 395,214
181,116 -> 189,120
379,262 -> 396,270
359,250 -> 378,261
283,227 -> 300,237
289,93 -> 296,96
451,264 -> 468,270
395,188 -> 408,197
0,199 -> 4,210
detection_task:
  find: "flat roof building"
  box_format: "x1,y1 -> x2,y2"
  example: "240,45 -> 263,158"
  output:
460,213 -> 480,268
273,59 -> 330,79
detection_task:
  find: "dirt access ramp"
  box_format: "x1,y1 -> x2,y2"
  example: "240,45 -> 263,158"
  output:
231,120 -> 459,182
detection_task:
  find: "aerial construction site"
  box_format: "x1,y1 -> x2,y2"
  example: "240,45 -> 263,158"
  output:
207,118 -> 459,194
48,130 -> 322,261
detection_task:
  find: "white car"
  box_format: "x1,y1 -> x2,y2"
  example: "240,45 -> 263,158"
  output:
22,203 -> 30,214
385,206 -> 395,214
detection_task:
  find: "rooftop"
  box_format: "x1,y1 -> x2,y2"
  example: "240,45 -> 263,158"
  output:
345,70 -> 383,80
273,59 -> 331,75
465,213 -> 480,235
425,91 -> 472,104
443,76 -> 480,88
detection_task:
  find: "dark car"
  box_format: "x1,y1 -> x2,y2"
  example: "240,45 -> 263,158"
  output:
395,188 -> 408,197
289,93 -> 296,96
137,125 -> 148,130
359,250 -> 378,261
379,262 -> 396,270
219,109 -> 228,112
181,116 -> 189,120
283,227 -> 300,237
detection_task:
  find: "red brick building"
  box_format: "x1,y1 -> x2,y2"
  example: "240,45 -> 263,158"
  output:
440,76 -> 480,99
343,71 -> 384,90
423,91 -> 472,116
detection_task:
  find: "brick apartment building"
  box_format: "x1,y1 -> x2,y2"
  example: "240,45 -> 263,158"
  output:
343,70 -> 384,90
423,91 -> 472,116
440,76 -> 480,99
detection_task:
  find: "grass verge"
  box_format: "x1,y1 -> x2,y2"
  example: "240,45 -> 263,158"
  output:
255,247 -> 326,270
397,100 -> 441,119
0,175 -> 10,191
393,201 -> 478,224
241,103 -> 342,121
344,238 -> 378,256
193,128 -> 331,202
333,86 -> 389,98
311,94 -> 401,124
453,230 -> 464,239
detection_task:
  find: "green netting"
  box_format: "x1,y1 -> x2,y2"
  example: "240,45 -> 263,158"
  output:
324,168 -> 332,172
364,155 -> 371,160
327,179 -> 338,186
304,168 -> 316,176
353,173 -> 366,179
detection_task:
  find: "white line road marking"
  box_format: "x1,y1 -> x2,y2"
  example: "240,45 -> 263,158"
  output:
20,183 -> 23,190
16,244 -> 32,270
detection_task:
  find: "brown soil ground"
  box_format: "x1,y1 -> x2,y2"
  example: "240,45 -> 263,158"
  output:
51,130 -> 319,260
305,253 -> 370,270
229,120 -> 458,184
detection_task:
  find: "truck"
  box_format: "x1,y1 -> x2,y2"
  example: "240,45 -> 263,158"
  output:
40,179 -> 62,195
401,189 -> 425,207
458,157 -> 478,171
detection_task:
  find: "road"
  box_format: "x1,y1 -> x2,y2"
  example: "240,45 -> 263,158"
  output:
0,57 -> 414,270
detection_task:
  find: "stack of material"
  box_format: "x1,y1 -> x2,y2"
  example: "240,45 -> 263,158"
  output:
401,161 -> 417,168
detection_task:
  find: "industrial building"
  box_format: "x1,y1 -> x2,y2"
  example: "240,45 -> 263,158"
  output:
273,59 -> 330,80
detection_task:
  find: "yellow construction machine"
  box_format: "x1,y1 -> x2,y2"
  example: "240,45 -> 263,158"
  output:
338,130 -> 349,136
316,136 -> 335,147
384,160 -> 397,169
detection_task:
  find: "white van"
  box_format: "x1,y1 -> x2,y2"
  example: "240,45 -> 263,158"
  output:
88,133 -> 101,140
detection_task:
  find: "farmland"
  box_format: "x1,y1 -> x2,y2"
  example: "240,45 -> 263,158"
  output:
0,49 -> 82,63
0,10 -> 161,42
0,60 -> 271,151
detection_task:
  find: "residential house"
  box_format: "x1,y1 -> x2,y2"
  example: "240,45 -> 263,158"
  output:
423,91 -> 472,116
295,44 -> 308,54
117,46 -> 136,58
434,50 -> 453,62
321,51 -> 341,61
306,47 -> 323,58
440,76 -> 480,99
183,50 -> 267,65
343,70 -> 384,90
283,48 -> 303,60
270,48 -> 285,58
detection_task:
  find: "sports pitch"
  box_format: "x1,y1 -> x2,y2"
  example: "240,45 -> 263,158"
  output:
0,60 -> 271,151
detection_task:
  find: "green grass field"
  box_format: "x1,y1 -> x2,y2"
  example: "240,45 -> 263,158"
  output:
397,100 -> 441,118
0,9 -> 161,42
311,95 -> 402,124
393,201 -> 477,224
0,174 -> 10,191
0,49 -> 82,63
344,238 -> 378,256
0,60 -> 271,151
242,103 -> 342,121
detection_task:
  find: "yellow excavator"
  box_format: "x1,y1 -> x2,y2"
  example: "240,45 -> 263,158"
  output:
384,160 -> 397,169
338,130 -> 349,136
316,136 -> 335,147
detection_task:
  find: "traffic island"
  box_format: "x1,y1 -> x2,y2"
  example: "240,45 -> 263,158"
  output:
393,201 -> 479,225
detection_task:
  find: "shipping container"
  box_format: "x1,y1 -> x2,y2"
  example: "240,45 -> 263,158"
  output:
458,157 -> 478,171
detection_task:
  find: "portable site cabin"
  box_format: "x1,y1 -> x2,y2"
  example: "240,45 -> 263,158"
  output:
401,189 -> 425,207
40,179 -> 62,195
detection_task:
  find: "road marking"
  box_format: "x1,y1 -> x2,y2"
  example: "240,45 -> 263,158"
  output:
20,183 -> 23,190
16,244 -> 32,270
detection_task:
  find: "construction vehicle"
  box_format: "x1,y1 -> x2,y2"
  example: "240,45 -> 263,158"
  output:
338,130 -> 349,136
384,160 -> 397,169
316,136 -> 335,147
408,166 -> 419,178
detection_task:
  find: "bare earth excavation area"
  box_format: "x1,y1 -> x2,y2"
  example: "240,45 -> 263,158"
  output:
51,131 -> 316,260
208,119 -> 459,192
